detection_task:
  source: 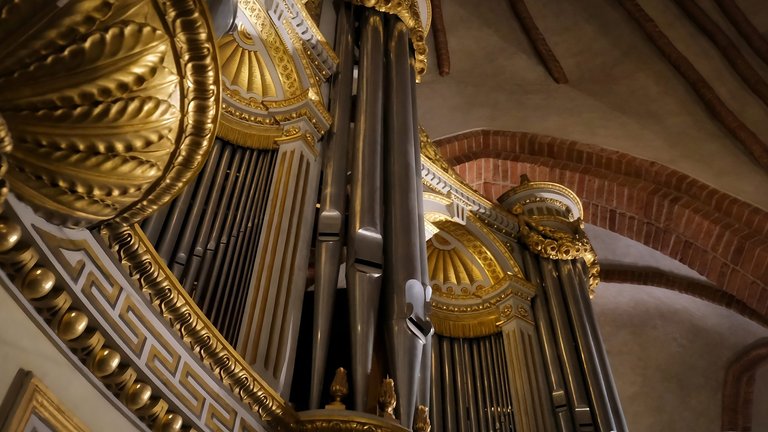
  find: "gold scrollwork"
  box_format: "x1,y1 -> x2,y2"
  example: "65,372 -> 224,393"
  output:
0,0 -> 220,228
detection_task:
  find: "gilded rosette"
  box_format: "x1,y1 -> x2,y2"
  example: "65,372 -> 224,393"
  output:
0,0 -> 219,227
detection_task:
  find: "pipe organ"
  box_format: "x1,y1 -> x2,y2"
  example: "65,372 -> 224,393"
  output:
0,0 -> 628,431
141,140 -> 277,345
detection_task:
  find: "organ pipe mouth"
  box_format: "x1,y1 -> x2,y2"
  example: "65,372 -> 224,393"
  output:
352,258 -> 383,275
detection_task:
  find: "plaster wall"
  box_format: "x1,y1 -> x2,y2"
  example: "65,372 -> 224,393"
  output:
0,285 -> 138,431
585,224 -> 709,283
593,282 -> 768,431
416,0 -> 768,209
753,365 -> 768,432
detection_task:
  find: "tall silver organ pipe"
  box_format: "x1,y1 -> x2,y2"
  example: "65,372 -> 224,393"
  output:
383,14 -> 433,427
310,3 -> 356,410
346,8 -> 385,412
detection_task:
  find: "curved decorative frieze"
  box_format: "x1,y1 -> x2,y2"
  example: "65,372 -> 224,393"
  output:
218,0 -> 334,149
102,222 -> 296,430
0,0 -> 220,228
0,195 -> 190,431
0,187 -> 300,430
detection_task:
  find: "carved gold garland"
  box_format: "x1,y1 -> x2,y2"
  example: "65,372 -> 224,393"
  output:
0,0 -> 219,228
512,204 -> 600,296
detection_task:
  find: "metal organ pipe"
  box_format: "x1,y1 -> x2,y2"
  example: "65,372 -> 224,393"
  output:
430,334 -> 444,432
539,258 -> 593,428
170,142 -> 223,278
524,251 -> 575,432
557,260 -> 616,432
346,8 -> 386,412
574,261 -> 628,432
429,334 -> 518,431
471,338 -> 488,432
440,336 -> 458,432
140,139 -> 276,345
383,13 -> 433,427
310,2 -> 355,409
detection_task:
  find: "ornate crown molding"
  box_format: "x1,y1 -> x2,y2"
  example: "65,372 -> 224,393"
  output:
420,129 -> 520,240
0,0 -> 220,228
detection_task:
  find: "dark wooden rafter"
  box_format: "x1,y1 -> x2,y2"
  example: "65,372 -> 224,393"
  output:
429,0 -> 451,76
722,338 -> 768,432
616,0 -> 768,170
715,0 -> 768,68
674,0 -> 768,108
508,0 -> 568,84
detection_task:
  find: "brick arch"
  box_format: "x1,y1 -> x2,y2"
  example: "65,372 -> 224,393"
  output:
722,338 -> 768,431
434,130 -> 768,316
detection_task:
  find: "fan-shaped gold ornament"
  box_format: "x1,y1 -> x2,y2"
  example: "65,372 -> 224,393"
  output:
0,0 -> 220,227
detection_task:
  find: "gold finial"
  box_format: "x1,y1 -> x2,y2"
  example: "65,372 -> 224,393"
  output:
325,368 -> 348,410
377,377 -> 396,420
414,405 -> 431,432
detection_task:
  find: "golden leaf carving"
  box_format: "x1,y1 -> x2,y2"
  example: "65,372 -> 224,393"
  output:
0,22 -> 169,110
0,0 -> 116,77
0,0 -> 218,227
5,97 -> 178,154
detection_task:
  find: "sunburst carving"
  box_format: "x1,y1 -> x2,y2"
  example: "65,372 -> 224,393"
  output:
427,232 -> 489,297
217,26 -> 276,99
